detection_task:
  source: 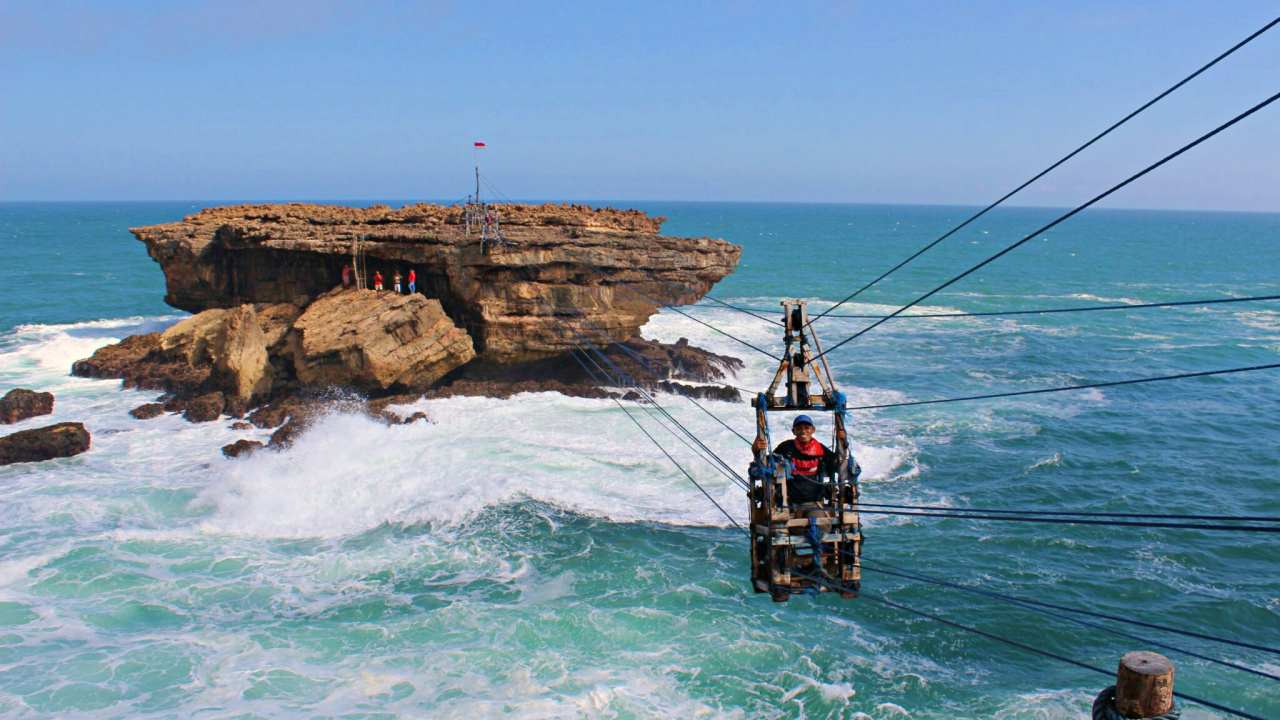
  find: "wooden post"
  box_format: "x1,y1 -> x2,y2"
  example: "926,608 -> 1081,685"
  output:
1114,651 -> 1174,718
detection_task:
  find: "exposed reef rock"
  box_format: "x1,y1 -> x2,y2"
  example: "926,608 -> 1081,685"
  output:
221,439 -> 263,458
0,422 -> 91,466
130,202 -> 740,363
129,403 -> 166,420
1,389 -> 54,424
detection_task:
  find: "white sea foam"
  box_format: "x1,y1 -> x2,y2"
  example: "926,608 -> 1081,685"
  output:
0,548 -> 68,599
1026,452 -> 1063,472
1066,292 -> 1143,305
0,315 -> 182,386
1235,310 -> 1280,333
0,312 -> 917,546
991,689 -> 1094,719
198,393 -> 919,539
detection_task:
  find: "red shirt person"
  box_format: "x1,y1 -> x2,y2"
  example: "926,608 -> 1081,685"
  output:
407,269 -> 416,294
773,414 -> 836,505
373,271 -> 384,291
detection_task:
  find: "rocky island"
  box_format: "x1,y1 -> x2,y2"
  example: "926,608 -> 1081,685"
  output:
72,202 -> 744,445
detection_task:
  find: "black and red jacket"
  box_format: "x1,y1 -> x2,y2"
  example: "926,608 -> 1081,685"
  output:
773,438 -> 838,504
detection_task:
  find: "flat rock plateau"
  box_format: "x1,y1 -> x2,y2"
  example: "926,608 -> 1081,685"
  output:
73,202 -> 745,443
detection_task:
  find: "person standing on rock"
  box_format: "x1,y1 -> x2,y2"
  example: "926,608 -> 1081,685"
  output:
341,264 -> 353,288
393,271 -> 402,294
373,270 -> 384,291
407,268 -> 416,294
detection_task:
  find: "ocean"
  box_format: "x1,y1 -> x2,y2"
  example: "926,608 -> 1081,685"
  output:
0,201 -> 1277,718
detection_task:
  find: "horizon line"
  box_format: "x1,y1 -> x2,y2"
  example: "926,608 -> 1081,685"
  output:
0,197 -> 1277,217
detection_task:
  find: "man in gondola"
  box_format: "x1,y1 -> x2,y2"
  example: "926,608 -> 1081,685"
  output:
773,415 -> 839,517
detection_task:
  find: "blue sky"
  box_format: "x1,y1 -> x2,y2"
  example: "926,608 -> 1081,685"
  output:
1,1 -> 1276,210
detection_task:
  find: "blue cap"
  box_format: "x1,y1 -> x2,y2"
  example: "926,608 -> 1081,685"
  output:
792,414 -> 815,428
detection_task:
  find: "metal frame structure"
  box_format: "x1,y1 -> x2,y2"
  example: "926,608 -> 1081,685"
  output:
463,165 -> 508,254
748,300 -> 862,601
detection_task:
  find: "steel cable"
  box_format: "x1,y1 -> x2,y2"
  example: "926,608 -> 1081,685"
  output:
579,343 -> 750,489
701,295 -> 783,326
566,349 -> 745,530
856,503 -> 1280,524
849,362 -> 1280,411
861,561 -> 1280,657
858,562 -> 1280,682
855,508 -> 1280,533
813,89 -> 1280,363
604,338 -> 753,445
792,569 -> 1264,720
573,346 -> 745,490
806,16 -> 1280,326
574,345 -> 749,491
699,293 -> 1280,320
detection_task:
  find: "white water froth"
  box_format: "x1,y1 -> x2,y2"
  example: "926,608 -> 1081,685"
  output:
193,305 -> 920,539
199,394 -> 918,539
0,313 -> 918,543
1235,309 -> 1280,333
1066,292 -> 1143,305
0,315 -> 182,387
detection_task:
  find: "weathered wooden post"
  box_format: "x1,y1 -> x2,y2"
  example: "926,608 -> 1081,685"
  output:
1093,651 -> 1177,719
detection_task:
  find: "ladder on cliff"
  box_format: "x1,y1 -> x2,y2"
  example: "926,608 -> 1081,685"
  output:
350,235 -> 367,290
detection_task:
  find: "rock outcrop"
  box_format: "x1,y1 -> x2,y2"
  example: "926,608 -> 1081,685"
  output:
0,389 -> 54,424
157,304 -> 291,409
291,290 -> 475,391
130,203 -> 740,363
74,202 -> 746,437
222,439 -> 263,458
0,422 -> 91,465
129,403 -> 166,420
71,333 -> 202,395
74,290 -> 476,414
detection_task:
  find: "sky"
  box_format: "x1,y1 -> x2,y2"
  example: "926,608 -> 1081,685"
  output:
1,1 -> 1276,211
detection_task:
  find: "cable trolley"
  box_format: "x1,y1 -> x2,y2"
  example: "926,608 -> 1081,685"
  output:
748,300 -> 863,602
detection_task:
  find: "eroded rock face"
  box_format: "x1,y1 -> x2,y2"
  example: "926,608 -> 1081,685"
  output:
0,422 -> 91,465
291,289 -> 475,391
0,389 -> 54,424
158,303 -> 299,409
131,202 -> 741,363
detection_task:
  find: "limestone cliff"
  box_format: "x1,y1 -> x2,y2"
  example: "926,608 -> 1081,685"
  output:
131,202 -> 741,363
75,202 -> 745,431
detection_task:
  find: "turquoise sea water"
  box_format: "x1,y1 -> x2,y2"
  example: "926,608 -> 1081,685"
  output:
0,201 -> 1277,718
